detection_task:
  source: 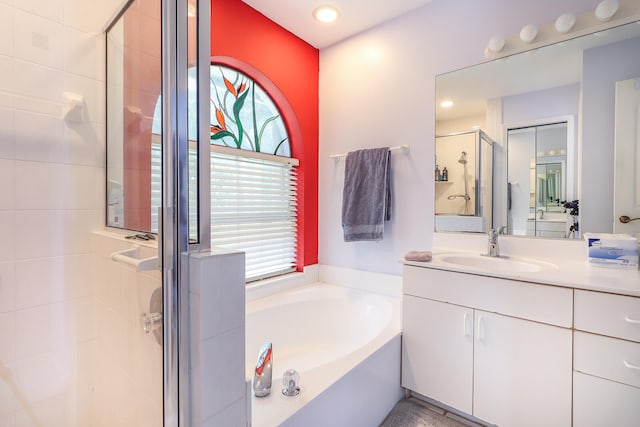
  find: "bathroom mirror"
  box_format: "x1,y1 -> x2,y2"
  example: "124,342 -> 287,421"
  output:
435,20 -> 640,238
106,0 -> 162,233
106,0 -> 200,238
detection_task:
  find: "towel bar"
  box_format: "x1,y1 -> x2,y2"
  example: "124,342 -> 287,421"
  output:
111,245 -> 159,271
330,144 -> 409,160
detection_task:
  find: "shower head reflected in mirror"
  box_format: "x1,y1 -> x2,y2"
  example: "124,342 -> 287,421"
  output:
458,151 -> 468,164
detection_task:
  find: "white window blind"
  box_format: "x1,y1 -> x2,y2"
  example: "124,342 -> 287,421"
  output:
151,136 -> 161,233
150,140 -> 299,282
151,137 -> 199,240
210,147 -> 298,282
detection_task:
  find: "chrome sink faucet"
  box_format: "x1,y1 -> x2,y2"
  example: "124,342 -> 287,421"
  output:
485,226 -> 506,257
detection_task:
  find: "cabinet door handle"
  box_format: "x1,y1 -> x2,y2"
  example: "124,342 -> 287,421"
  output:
477,316 -> 485,342
624,360 -> 640,371
624,316 -> 640,325
463,312 -> 471,337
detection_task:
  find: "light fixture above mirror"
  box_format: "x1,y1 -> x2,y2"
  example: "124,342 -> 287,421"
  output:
484,0 -> 638,59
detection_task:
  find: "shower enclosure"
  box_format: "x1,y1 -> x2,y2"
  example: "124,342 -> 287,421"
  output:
105,0 -> 214,424
0,0 -> 212,426
434,129 -> 494,232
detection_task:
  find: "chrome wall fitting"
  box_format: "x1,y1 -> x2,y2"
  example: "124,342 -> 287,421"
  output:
281,369 -> 300,396
140,287 -> 163,345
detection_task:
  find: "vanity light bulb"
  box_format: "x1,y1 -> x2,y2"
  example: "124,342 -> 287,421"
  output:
520,24 -> 538,43
487,35 -> 505,53
595,0 -> 619,22
555,13 -> 576,33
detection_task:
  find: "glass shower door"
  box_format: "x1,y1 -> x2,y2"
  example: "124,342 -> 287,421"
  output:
161,0 -> 211,425
102,0 -> 210,424
0,0 -> 209,425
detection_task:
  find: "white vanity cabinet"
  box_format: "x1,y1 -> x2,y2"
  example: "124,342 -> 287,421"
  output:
403,295 -> 474,413
402,265 -> 573,427
573,290 -> 640,426
472,310 -> 571,426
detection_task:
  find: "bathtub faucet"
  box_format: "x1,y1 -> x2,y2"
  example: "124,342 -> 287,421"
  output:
253,342 -> 273,397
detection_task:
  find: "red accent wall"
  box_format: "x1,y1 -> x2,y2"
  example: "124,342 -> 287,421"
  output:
212,0 -> 319,268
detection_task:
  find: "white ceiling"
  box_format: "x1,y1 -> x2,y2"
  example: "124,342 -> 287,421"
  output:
239,1 -> 640,124
241,0 -> 433,49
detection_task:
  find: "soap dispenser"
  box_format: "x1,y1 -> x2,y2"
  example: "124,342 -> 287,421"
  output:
435,165 -> 441,181
442,167 -> 448,181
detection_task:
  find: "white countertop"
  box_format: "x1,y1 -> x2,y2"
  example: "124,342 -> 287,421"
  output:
406,251 -> 640,298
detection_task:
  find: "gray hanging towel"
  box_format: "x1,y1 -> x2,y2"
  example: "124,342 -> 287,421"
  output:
341,147 -> 391,242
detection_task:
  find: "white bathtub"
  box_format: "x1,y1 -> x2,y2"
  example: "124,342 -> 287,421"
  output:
246,283 -> 402,427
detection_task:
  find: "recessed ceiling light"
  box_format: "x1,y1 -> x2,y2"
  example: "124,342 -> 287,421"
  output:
440,100 -> 454,108
313,6 -> 339,24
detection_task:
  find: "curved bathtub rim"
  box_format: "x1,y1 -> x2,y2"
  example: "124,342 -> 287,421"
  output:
246,282 -> 401,427
245,292 -> 393,379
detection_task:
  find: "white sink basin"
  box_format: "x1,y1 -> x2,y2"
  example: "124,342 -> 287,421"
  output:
435,253 -> 556,273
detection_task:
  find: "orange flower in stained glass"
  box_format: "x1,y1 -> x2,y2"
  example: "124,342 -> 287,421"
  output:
215,108 -> 226,129
223,77 -> 238,98
210,109 -> 228,134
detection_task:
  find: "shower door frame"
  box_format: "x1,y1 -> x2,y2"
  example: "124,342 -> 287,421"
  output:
161,0 -> 210,425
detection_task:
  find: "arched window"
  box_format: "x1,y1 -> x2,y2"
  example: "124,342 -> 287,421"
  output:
209,64 -> 291,156
208,62 -> 299,281
152,60 -> 300,282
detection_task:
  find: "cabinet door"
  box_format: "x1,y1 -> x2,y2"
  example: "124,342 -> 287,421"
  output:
402,295 -> 473,413
574,371 -> 640,427
473,311 -> 572,427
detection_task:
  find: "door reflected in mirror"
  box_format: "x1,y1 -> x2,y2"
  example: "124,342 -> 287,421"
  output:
507,122 -> 568,238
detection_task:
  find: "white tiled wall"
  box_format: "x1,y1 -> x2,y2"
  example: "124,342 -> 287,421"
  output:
90,232 -> 163,427
190,250 -> 248,427
1,1 -> 246,425
0,0 -> 122,425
